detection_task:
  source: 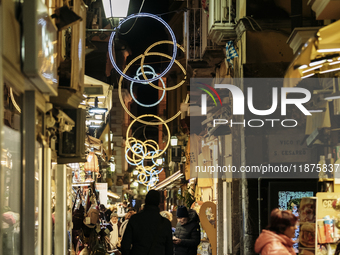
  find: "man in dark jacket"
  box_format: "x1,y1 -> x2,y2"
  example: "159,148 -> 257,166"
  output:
121,190 -> 173,255
173,206 -> 200,255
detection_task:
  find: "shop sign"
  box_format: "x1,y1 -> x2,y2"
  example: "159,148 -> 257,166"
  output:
268,134 -> 311,163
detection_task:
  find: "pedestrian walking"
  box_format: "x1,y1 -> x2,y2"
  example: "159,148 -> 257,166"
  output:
109,212 -> 121,249
121,190 -> 173,255
255,208 -> 298,255
173,206 -> 200,255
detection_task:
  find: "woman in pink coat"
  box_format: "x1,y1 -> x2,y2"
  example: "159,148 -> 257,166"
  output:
255,208 -> 298,255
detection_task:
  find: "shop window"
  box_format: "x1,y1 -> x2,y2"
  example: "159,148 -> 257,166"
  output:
2,83 -> 22,255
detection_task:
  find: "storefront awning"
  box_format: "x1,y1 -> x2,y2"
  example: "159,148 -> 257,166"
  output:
284,20 -> 340,87
152,170 -> 184,191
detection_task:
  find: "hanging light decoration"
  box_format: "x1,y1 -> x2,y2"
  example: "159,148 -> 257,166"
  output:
109,14 -> 188,190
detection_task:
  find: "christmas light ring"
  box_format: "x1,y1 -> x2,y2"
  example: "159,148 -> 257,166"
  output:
126,114 -> 170,159
127,138 -> 148,157
125,140 -> 158,166
145,167 -> 163,176
126,137 -> 159,157
117,46 -> 189,125
125,137 -> 148,164
136,65 -> 156,77
125,137 -> 159,161
129,150 -> 163,171
119,60 -> 189,125
142,164 -> 163,180
148,171 -> 160,187
108,13 -> 177,83
130,69 -> 166,108
141,52 -> 187,91
143,150 -> 164,170
137,172 -> 147,183
136,167 -> 156,183
140,41 -> 187,91
150,150 -> 163,166
120,42 -> 186,92
136,151 -> 164,185
137,167 -> 162,186
125,143 -> 145,166
131,124 -> 167,142
130,142 -> 144,154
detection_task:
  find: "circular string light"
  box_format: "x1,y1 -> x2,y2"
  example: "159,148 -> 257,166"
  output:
125,143 -> 145,166
140,41 -> 187,90
125,114 -> 170,159
125,137 -> 158,164
113,17 -> 186,190
135,150 -> 164,189
130,66 -> 166,107
118,53 -> 189,125
125,146 -> 164,189
108,13 -> 177,83
136,65 -> 156,76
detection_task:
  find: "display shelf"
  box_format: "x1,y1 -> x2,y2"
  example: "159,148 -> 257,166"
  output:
299,193 -> 340,254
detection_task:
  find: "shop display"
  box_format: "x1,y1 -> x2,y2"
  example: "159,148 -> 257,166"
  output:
299,193 -> 340,255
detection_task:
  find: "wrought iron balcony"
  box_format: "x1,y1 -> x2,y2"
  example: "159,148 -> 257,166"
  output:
185,0 -> 236,61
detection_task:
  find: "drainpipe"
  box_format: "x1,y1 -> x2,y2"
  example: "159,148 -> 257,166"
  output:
240,174 -> 249,255
240,78 -> 250,255
217,136 -> 225,255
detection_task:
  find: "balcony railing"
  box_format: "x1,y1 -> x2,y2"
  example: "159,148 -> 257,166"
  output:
186,8 -> 219,61
185,1 -> 236,61
208,0 -> 236,44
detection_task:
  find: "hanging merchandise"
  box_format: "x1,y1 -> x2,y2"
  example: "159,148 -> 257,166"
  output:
72,190 -> 85,230
84,152 -> 99,172
225,41 -> 239,68
83,190 -> 100,229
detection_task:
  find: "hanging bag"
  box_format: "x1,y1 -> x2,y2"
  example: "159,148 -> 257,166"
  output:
73,190 -> 85,230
